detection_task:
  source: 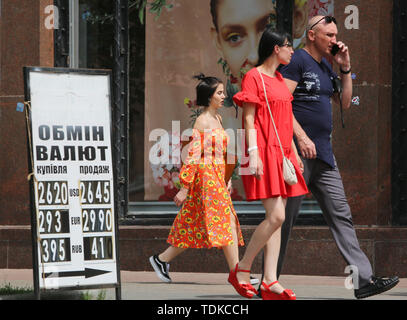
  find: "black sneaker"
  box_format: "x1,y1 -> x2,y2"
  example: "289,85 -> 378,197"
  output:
149,255 -> 171,283
354,276 -> 399,299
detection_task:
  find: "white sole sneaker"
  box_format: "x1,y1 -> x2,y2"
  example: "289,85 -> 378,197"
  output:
149,255 -> 171,283
250,276 -> 260,285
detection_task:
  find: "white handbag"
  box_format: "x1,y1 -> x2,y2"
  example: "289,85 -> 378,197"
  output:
258,69 -> 298,186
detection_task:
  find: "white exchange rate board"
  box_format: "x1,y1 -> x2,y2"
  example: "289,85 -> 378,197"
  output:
28,70 -> 118,289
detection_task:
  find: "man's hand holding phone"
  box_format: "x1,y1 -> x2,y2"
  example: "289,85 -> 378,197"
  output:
331,41 -> 351,72
331,44 -> 340,56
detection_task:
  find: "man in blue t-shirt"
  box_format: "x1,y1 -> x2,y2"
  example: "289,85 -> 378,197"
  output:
275,16 -> 399,299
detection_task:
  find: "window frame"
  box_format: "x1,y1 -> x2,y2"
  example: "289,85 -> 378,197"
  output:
59,0 -> 326,226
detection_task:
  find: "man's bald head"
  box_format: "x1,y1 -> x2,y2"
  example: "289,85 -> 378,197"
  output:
305,15 -> 337,44
304,15 -> 338,57
306,15 -> 326,33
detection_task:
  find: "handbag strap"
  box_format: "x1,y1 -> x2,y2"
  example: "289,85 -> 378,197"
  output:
257,68 -> 285,158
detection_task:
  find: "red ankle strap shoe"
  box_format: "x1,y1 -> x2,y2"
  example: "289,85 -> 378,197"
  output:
228,263 -> 258,299
260,281 -> 296,300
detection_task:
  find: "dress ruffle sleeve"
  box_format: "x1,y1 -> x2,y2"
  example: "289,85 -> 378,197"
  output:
233,70 -> 261,108
179,129 -> 201,189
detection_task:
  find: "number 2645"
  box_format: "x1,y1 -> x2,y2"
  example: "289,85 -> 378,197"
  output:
80,181 -> 110,204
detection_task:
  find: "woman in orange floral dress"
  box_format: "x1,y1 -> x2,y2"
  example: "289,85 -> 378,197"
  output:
149,74 -> 245,283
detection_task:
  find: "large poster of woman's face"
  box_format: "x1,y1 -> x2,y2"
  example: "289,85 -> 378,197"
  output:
144,0 -> 334,201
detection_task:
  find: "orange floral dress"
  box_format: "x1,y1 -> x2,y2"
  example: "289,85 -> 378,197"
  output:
167,128 -> 244,249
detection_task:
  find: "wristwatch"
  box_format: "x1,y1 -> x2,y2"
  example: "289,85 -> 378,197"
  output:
340,66 -> 351,74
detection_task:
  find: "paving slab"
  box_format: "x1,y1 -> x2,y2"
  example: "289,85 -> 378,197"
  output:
0,269 -> 406,300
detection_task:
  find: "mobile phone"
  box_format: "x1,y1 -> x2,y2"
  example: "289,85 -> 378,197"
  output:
331,44 -> 340,56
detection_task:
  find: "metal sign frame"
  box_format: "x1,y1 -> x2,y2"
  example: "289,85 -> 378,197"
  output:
392,0 -> 407,225
24,66 -> 122,299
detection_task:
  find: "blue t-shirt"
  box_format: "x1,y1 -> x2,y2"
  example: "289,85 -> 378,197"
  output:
280,49 -> 337,168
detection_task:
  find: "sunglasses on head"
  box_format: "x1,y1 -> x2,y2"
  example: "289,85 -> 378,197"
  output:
309,16 -> 337,30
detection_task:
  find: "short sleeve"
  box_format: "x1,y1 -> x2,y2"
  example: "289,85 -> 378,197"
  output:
280,50 -> 303,83
179,129 -> 201,189
233,71 -> 262,108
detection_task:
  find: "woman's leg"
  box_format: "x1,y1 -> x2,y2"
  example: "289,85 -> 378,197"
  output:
222,211 -> 240,271
150,245 -> 187,283
159,246 -> 187,263
237,197 -> 286,284
262,225 -> 285,293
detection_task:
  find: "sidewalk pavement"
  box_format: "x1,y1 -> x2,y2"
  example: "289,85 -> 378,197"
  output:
0,269 -> 406,300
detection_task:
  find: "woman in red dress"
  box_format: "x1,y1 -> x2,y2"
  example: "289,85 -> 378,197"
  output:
230,27 -> 309,300
149,74 -> 245,283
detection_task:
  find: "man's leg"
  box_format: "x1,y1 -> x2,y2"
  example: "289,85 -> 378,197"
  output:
277,157 -> 313,278
310,159 -> 373,288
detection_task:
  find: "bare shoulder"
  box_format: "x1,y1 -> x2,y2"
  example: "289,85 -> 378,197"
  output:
193,114 -> 208,131
216,113 -> 223,124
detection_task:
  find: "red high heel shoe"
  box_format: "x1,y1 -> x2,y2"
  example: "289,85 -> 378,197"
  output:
228,264 -> 258,298
260,281 -> 296,300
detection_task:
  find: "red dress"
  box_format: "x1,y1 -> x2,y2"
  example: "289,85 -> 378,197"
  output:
233,68 -> 308,200
167,128 -> 244,248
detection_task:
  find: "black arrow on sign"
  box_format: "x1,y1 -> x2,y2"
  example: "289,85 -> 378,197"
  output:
43,268 -> 111,279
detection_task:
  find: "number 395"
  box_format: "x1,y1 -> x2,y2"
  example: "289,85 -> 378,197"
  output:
41,238 -> 70,263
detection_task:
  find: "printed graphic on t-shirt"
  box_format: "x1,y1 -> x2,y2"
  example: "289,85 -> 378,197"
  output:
294,72 -> 320,101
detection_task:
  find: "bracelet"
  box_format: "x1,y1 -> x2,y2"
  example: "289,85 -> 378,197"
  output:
247,146 -> 258,153
340,66 -> 351,74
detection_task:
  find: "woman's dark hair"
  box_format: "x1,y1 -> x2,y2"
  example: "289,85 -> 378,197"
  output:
256,26 -> 292,66
210,0 -> 219,31
193,73 -> 223,107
